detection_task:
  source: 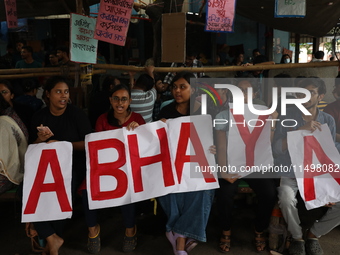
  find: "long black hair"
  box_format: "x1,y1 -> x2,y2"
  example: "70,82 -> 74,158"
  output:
0,93 -> 10,114
107,84 -> 132,127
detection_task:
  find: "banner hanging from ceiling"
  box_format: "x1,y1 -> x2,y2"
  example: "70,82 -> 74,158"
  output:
275,0 -> 306,18
205,0 -> 236,33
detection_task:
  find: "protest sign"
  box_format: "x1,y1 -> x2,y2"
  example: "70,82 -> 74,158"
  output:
94,0 -> 134,46
86,121 -> 178,209
4,0 -> 18,28
205,0 -> 236,32
275,0 -> 306,18
227,103 -> 273,177
70,13 -> 98,64
167,115 -> 219,192
86,115 -> 218,209
22,142 -> 73,223
288,124 -> 340,210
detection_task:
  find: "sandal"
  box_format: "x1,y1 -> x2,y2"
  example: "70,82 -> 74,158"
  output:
166,232 -> 196,254
254,231 -> 266,252
25,223 -> 45,253
87,225 -> 101,254
185,238 -> 198,252
219,231 -> 231,253
123,226 -> 137,253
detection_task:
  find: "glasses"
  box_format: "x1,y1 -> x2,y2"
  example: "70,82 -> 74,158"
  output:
0,90 -> 10,95
111,96 -> 128,102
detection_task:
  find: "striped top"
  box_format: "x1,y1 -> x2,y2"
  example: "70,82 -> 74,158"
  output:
130,87 -> 157,123
317,100 -> 328,111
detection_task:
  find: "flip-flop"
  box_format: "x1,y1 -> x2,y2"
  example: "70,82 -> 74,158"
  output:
166,232 -> 197,254
185,238 -> 198,252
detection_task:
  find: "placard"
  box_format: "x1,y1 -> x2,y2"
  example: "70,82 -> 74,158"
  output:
205,0 -> 236,32
275,0 -> 306,18
94,0 -> 134,46
70,13 -> 98,64
4,0 -> 18,28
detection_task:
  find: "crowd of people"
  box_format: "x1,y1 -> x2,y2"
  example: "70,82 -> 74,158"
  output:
1,44 -> 340,255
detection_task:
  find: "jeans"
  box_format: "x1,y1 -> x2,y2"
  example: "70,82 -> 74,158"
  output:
158,189 -> 215,242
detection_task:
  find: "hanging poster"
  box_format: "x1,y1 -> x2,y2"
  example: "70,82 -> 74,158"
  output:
205,0 -> 236,33
70,13 -> 98,64
4,0 -> 18,28
275,0 -> 306,18
94,0 -> 134,46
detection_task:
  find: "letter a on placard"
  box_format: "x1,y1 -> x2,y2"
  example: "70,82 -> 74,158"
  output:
303,136 -> 340,201
175,122 -> 215,183
24,149 -> 72,214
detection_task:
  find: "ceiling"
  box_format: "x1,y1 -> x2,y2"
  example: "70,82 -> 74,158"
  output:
0,0 -> 339,37
236,0 -> 340,37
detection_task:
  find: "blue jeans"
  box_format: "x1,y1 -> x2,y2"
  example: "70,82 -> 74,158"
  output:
158,189 -> 215,242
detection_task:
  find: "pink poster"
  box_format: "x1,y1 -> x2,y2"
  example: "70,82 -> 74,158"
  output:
4,0 -> 18,28
205,0 -> 236,32
94,0 -> 134,46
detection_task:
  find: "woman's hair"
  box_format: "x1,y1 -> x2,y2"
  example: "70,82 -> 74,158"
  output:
280,54 -> 292,64
107,84 -> 132,127
44,76 -> 71,93
171,72 -> 196,115
0,79 -> 14,94
171,72 -> 196,87
0,94 -> 10,114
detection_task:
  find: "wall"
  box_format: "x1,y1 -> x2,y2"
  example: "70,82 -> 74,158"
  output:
273,29 -> 290,63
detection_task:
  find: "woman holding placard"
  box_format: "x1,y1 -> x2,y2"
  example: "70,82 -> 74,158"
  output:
157,72 -> 215,255
93,83 -> 145,253
29,76 -> 92,255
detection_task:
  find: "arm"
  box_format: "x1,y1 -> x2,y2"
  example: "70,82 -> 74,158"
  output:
163,62 -> 177,85
215,130 -> 239,183
72,141 -> 85,151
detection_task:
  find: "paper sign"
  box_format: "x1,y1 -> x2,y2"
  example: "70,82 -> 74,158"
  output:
205,0 -> 236,32
275,0 -> 306,18
227,103 -> 273,177
70,13 -> 98,64
22,142 -> 73,223
167,115 -> 219,192
4,0 -> 18,28
288,124 -> 340,210
86,115 -> 219,209
94,0 -> 133,46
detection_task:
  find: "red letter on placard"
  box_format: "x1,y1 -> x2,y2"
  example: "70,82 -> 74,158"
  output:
175,122 -> 215,184
24,149 -> 72,214
88,139 -> 128,200
128,127 -> 174,193
231,111 -> 268,166
303,136 -> 340,201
